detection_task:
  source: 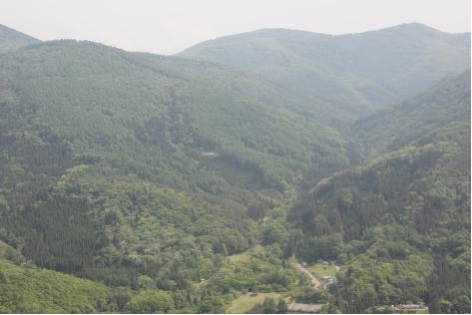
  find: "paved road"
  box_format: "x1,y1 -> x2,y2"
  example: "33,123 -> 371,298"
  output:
292,262 -> 322,290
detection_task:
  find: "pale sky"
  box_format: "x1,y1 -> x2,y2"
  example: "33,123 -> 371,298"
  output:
1,0 -> 470,55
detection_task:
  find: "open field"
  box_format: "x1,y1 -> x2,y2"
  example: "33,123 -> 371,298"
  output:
306,262 -> 339,278
225,292 -> 285,314
227,245 -> 265,264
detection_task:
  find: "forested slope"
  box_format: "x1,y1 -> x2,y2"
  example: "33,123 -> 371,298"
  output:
0,37 -> 349,313
352,69 -> 471,160
0,40 -> 349,189
0,24 -> 39,52
0,257 -> 113,313
288,71 -> 471,313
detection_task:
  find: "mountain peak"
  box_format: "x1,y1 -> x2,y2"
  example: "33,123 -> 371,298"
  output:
385,22 -> 445,34
370,22 -> 470,36
392,22 -> 438,31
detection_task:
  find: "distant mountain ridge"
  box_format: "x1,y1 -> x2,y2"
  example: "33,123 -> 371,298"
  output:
179,23 -> 470,120
0,24 -> 40,52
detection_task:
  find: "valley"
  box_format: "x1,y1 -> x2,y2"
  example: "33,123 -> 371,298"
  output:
0,22 -> 469,313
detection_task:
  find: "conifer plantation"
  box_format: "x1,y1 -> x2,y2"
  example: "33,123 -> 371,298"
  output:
0,22 -> 469,313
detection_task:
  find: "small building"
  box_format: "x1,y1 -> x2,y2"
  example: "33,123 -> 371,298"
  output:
397,303 -> 426,310
374,302 -> 428,314
322,276 -> 339,285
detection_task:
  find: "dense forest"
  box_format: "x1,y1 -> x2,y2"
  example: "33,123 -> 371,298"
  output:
180,23 -> 470,124
0,23 -> 469,313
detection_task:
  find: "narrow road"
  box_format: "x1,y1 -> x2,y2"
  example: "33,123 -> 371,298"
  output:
292,262 -> 322,290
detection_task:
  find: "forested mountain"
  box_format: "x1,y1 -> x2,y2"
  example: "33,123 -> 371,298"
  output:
0,24 -> 39,52
0,40 -> 349,189
352,69 -> 471,161
180,23 -> 470,122
0,23 -> 469,313
0,35 -> 348,313
288,71 -> 471,313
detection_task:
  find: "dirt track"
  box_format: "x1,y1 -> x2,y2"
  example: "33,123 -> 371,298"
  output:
292,262 -> 322,290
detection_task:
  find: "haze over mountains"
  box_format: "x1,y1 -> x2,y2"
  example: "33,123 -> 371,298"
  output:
0,24 -> 39,52
180,23 -> 470,121
0,23 -> 469,313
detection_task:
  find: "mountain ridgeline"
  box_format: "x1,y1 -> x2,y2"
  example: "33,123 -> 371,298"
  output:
0,24 -> 469,313
180,23 -> 470,126
0,24 -> 39,52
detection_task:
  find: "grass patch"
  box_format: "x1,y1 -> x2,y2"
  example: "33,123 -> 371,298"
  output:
227,252 -> 251,263
225,292 -> 284,314
306,262 -> 339,278
227,245 -> 265,264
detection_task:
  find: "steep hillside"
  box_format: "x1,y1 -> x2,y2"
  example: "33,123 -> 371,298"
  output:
0,24 -> 39,52
288,71 -> 471,313
180,23 -> 470,120
290,138 -> 470,313
0,241 -> 194,313
0,37 -> 350,313
352,69 -> 471,161
0,241 -> 119,313
0,258 -> 113,313
0,40 -> 348,189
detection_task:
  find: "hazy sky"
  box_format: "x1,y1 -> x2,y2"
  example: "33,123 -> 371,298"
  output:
1,0 -> 470,55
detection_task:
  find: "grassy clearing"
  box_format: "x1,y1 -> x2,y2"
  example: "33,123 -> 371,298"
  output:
225,292 -> 284,314
227,245 -> 265,264
227,252 -> 251,263
306,262 -> 339,278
